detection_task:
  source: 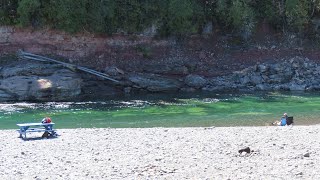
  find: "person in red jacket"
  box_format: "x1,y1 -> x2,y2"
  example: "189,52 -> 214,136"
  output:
41,117 -> 53,138
41,117 -> 52,123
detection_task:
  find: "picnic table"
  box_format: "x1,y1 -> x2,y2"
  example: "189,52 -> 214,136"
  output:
17,123 -> 57,139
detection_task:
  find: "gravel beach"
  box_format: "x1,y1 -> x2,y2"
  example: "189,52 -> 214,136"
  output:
1,126 -> 320,179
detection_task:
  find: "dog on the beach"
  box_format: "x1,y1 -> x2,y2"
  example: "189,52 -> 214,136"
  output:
238,147 -> 251,154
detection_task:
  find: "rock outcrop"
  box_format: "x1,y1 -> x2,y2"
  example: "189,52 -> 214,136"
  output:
0,62 -> 82,101
127,73 -> 182,92
205,57 -> 320,92
1,56 -> 320,101
184,74 -> 207,88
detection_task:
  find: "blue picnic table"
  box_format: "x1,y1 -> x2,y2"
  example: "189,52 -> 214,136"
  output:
17,123 -> 57,139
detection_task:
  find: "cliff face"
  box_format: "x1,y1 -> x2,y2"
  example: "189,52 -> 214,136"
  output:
2,26 -> 320,101
2,26 -> 316,78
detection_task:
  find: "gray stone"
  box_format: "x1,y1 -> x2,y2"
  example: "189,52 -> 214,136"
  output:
123,87 -> 131,94
306,85 -> 320,91
250,74 -> 263,85
104,66 -> 124,76
0,89 -> 15,101
128,73 -> 182,92
203,57 -> 320,92
272,64 -> 282,73
257,64 -> 268,73
180,87 -> 196,92
143,64 -> 171,74
268,75 -> 287,84
184,74 -> 207,88
171,66 -> 189,75
0,69 -> 82,101
202,22 -> 213,34
240,76 -> 251,85
255,84 -> 271,91
303,153 -> 310,157
289,83 -> 306,91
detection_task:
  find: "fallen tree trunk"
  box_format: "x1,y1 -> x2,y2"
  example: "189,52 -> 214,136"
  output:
18,50 -> 120,83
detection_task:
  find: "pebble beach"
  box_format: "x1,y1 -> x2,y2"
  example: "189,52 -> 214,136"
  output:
1,126 -> 320,179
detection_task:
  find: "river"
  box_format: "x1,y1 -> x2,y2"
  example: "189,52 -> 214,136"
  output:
1,91 -> 320,129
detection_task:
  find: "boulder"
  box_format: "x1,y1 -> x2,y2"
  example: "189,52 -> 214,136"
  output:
202,22 -> 213,34
240,76 -> 251,85
257,64 -> 268,73
0,76 -> 33,98
255,84 -> 272,91
0,69 -> 82,101
171,66 -> 189,75
142,62 -> 189,75
204,56 -> 320,92
289,83 -> 306,91
128,73 -> 182,92
180,87 -> 197,92
0,89 -> 15,101
185,74 -> 207,88
47,69 -> 82,100
143,64 -> 172,74
104,66 -> 124,76
250,74 -> 263,85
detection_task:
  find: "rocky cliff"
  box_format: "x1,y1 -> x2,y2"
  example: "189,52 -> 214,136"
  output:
0,62 -> 82,101
1,56 -> 320,101
2,26 -> 320,101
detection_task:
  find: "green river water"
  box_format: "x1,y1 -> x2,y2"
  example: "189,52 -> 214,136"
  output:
1,91 -> 320,129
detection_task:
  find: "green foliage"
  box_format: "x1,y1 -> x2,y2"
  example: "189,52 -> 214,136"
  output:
0,9 -> 8,24
167,0 -> 193,34
285,0 -> 309,31
252,1 -> 279,23
86,0 -> 116,33
0,0 -> 18,25
261,0 -> 283,29
113,0 -> 142,33
227,0 -> 256,40
229,0 -> 255,29
0,0 -> 317,37
48,0 -> 88,33
165,0 -> 202,36
17,0 -> 41,26
214,0 -> 229,23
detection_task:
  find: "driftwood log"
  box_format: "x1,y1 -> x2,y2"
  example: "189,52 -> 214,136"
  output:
17,50 -> 120,83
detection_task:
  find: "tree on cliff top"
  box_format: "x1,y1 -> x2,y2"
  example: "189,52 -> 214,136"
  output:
1,0 -> 320,38
0,0 -> 18,25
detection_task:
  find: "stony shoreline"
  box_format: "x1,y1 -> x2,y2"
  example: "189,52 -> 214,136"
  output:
1,56 -> 320,102
1,126 -> 320,179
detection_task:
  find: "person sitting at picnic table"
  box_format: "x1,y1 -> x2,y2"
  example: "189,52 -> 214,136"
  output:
41,117 -> 53,138
41,117 -> 52,123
